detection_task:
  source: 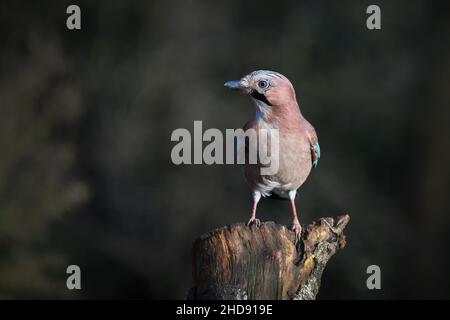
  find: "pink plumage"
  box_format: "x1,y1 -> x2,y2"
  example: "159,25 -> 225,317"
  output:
225,70 -> 320,242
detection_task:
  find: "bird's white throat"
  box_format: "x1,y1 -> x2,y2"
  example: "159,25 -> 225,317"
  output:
254,99 -> 272,122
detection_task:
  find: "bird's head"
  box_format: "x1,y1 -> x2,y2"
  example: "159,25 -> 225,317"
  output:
224,70 -> 297,115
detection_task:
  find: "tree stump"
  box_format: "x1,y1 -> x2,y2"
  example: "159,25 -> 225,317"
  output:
188,214 -> 350,300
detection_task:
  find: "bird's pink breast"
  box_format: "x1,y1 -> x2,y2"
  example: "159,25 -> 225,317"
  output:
243,118 -> 313,196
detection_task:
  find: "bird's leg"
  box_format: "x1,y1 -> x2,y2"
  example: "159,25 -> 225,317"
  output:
247,191 -> 261,227
289,190 -> 302,244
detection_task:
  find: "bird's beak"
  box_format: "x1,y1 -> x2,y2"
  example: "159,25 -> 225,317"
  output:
224,80 -> 243,91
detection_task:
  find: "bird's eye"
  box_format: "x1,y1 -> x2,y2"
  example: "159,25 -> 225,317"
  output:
258,80 -> 268,89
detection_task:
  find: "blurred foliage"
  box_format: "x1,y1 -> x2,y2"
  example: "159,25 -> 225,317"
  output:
0,0 -> 449,298
0,28 -> 89,297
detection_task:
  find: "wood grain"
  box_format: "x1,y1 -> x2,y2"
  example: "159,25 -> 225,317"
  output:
188,215 -> 350,300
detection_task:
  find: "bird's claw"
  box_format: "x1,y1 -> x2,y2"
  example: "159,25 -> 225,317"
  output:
320,218 -> 339,235
247,217 -> 261,227
292,221 -> 302,245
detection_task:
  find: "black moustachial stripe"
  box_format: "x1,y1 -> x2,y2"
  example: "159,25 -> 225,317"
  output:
251,91 -> 272,106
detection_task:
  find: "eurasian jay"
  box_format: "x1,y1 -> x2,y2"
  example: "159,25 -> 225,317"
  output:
225,70 -> 320,243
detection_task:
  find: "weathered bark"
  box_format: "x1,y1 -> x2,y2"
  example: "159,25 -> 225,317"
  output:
188,214 -> 349,300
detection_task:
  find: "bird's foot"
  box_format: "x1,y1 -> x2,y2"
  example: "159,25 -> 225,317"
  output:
247,217 -> 261,227
320,218 -> 339,236
291,221 -> 302,245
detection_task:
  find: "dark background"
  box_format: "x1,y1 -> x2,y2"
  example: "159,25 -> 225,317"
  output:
1,0 -> 449,299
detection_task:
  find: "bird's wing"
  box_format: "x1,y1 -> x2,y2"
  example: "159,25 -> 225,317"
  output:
311,142 -> 320,168
306,124 -> 320,169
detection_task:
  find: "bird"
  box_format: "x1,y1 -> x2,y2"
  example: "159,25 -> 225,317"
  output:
224,70 -> 320,243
